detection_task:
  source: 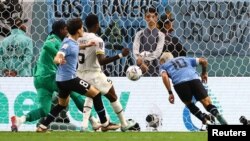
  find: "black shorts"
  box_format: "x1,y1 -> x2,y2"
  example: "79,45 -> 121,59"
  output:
56,77 -> 90,99
173,79 -> 208,103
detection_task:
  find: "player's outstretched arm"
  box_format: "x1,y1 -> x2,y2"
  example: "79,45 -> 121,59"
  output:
79,41 -> 96,49
97,48 -> 129,65
161,71 -> 174,104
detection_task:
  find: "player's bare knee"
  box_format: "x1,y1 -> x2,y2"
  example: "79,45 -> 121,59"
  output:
200,97 -> 211,107
58,97 -> 69,106
86,86 -> 100,98
105,93 -> 117,102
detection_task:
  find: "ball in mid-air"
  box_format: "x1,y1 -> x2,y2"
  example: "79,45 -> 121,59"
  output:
126,65 -> 142,81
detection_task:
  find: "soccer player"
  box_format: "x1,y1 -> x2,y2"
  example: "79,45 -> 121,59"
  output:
11,19 -> 100,131
159,52 -> 228,125
11,20 -> 100,131
77,14 -> 135,132
36,18 -> 119,132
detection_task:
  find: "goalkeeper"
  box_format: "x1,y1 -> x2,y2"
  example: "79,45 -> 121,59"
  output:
11,20 -> 100,131
159,52 -> 228,126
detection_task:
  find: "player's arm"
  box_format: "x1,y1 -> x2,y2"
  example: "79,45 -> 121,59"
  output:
54,51 -> 66,64
97,48 -> 129,65
43,39 -> 60,56
96,38 -> 129,65
79,41 -> 96,49
198,57 -> 208,83
161,71 -> 174,104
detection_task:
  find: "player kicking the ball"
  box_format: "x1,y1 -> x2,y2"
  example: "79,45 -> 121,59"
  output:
77,14 -> 135,132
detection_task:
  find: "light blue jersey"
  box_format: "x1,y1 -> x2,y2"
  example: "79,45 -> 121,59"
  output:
56,38 -> 79,81
159,57 -> 200,85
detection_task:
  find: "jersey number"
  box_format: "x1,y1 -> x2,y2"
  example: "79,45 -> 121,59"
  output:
78,53 -> 85,64
171,58 -> 187,69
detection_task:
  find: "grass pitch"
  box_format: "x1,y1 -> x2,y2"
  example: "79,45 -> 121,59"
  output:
0,131 -> 207,141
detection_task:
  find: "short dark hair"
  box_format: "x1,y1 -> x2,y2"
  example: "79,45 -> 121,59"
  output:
51,19 -> 66,35
145,7 -> 158,16
85,14 -> 99,29
67,18 -> 83,35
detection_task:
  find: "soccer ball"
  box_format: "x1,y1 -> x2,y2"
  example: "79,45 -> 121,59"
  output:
126,65 -> 142,81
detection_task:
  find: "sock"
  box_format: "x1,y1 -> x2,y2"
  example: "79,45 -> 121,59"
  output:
82,97 -> 93,128
187,103 -> 206,123
205,104 -> 219,116
25,108 -> 48,122
92,93 -> 107,124
111,100 -> 127,127
20,116 -> 26,123
89,116 -> 99,124
206,104 -> 228,125
40,104 -> 66,127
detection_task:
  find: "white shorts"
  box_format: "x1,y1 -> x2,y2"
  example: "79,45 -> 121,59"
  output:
76,70 -> 112,94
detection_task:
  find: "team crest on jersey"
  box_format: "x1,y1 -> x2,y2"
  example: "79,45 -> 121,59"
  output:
62,44 -> 69,49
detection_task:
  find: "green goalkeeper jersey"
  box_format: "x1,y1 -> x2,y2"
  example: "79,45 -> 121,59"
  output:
33,34 -> 62,77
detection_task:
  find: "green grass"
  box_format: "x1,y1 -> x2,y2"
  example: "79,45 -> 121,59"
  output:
0,131 -> 207,141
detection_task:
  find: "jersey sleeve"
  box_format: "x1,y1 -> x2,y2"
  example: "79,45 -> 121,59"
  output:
188,57 -> 198,67
159,64 -> 167,75
95,38 -> 105,55
43,39 -> 59,56
59,43 -> 69,56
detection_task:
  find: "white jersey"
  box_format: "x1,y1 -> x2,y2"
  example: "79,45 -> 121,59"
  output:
77,33 -> 112,94
77,32 -> 105,71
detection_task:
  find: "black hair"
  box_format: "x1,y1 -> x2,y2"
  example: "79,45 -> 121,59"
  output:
67,18 -> 83,35
85,14 -> 99,29
50,19 -> 67,35
145,7 -> 158,16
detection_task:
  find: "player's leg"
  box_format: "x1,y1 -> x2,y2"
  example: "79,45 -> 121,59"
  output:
27,88 -> 53,121
104,86 -> 135,132
37,96 -> 69,132
78,72 -> 120,131
81,96 -> 94,130
192,80 -> 228,125
76,71 -> 98,130
71,93 -> 101,131
11,88 -> 52,131
200,97 -> 227,125
174,81 -> 208,124
36,80 -> 71,132
70,77 -> 119,131
11,76 -> 55,131
96,72 -> 133,131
